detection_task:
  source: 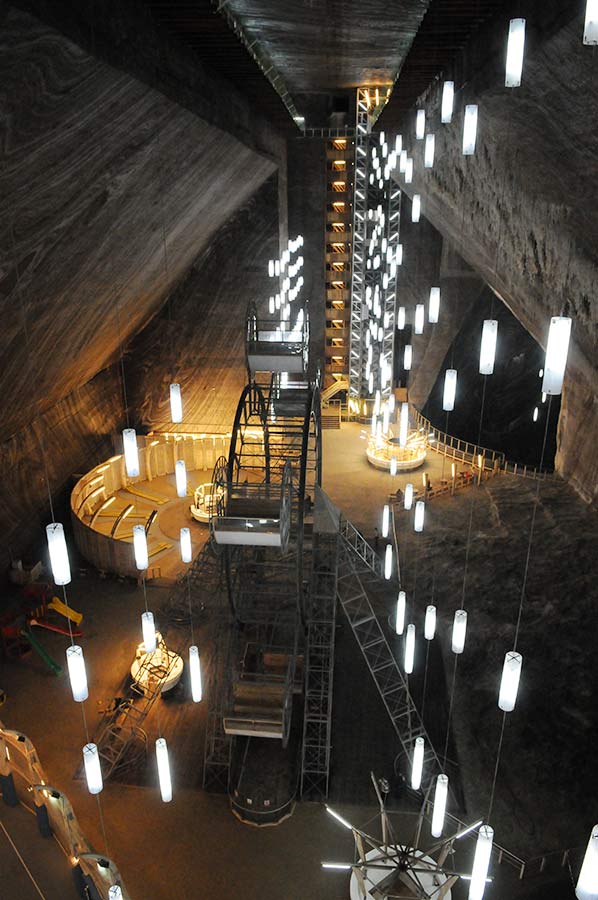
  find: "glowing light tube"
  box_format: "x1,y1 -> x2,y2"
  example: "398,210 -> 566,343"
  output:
432,774 -> 449,837
412,194 -> 421,223
416,109 -> 425,139
66,645 -> 88,702
533,407 -> 539,422
399,402 -> 409,447
382,504 -> 390,538
141,610 -> 157,653
411,736 -> 424,790
404,345 -> 412,370
542,316 -> 572,395
122,428 -> 140,478
498,651 -> 522,712
443,369 -> 457,411
405,623 -> 415,674
189,645 -> 202,702
404,483 -> 414,510
175,459 -> 187,498
505,18 -> 526,87
480,320 -> 498,375
414,500 -> 425,533
398,307 -> 406,330
156,737 -> 172,803
395,591 -> 406,635
577,825 -> 598,900
463,105 -> 478,156
390,457 -> 398,477
326,806 -> 352,829
452,609 -> 468,654
384,544 -> 393,580
441,81 -> 454,124
169,383 -> 183,423
424,133 -> 435,168
133,524 -> 149,571
180,527 -> 192,564
415,304 -> 425,335
268,259 -> 275,277
584,1 -> 598,44
405,158 -> 413,183
429,287 -> 440,323
46,523 -> 71,586
82,743 -> 103,795
108,888 -> 123,900
469,825 -> 494,900
425,605 -> 437,640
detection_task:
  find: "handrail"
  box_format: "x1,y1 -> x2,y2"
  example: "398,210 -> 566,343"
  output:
339,516 -> 384,579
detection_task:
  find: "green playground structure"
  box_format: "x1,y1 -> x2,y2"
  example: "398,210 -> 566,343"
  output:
20,627 -> 62,676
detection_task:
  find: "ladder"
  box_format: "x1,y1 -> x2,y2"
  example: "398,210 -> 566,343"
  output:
202,614 -> 233,792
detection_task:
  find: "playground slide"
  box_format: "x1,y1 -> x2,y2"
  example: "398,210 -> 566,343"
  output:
20,628 -> 62,676
29,618 -> 82,638
48,596 -> 83,626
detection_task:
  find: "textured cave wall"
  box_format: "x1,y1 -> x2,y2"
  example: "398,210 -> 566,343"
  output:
391,3 -> 598,504
125,176 -> 280,432
0,5 -> 278,442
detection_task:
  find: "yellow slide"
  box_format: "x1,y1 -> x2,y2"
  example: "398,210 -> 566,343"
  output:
48,596 -> 83,626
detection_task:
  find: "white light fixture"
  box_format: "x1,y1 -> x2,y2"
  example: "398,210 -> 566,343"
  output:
399,150 -> 408,172
452,609 -> 467,654
322,862 -> 352,870
395,134 -> 403,153
480,320 -> 498,375
443,369 -> 457,411
404,345 -> 412,371
414,500 -> 425,533
268,296 -> 275,314
396,244 -> 404,265
411,195 -> 421,223
463,105 -> 478,156
326,806 -> 353,830
429,287 -> 440,323
390,457 -> 398,477
180,527 -> 192,564
505,18 -> 526,87
441,81 -> 455,124
405,623 -> 416,674
398,307 -> 406,330
66,645 -> 88,702
415,304 -> 425,335
382,505 -> 390,538
141,610 -> 156,653
424,605 -> 437,640
584,0 -> 598,44
404,483 -> 414,510
133,524 -> 149,571
498,651 -> 522,712
82,743 -> 103,795
175,459 -> 187,498
384,544 -> 393,580
169,384 -> 183,423
399,402 -> 409,447
533,407 -> 539,422
577,825 -> 598,900
424,133 -> 435,168
189,645 -> 202,702
122,428 -> 140,478
108,888 -> 123,900
268,260 -> 275,277
431,774 -> 449,837
411,736 -> 425,790
469,825 -> 494,900
542,316 -> 572,395
156,737 -> 172,803
395,591 -> 406,635
405,158 -> 413,183
416,109 -> 426,139
46,523 -> 71,586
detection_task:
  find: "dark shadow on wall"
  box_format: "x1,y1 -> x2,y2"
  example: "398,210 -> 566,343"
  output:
422,288 -> 560,469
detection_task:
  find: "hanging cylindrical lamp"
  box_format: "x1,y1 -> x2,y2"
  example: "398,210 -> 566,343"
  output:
577,825 -> 598,900
424,605 -> 437,640
399,150 -> 408,173
384,544 -> 393,580
155,737 -> 173,803
390,457 -> 398,477
141,610 -> 157,653
404,344 -> 413,371
533,407 -> 539,422
584,1 -> 598,44
399,402 -> 409,447
411,195 -> 421,223
66,645 -> 88,702
463,105 -> 478,156
441,81 -> 454,124
424,134 -> 435,168
411,736 -> 425,790
405,158 -> 413,183
395,591 -> 406,635
108,888 -> 123,900
122,428 -> 140,478
189,645 -> 202,703
404,483 -> 414,510
414,500 -> 425,532
469,825 -> 494,900
415,304 -> 425,335
398,307 -> 406,330
169,384 -> 183,423
431,774 -> 449,837
479,320 -> 498,375
180,527 -> 192,564
82,743 -> 103,795
175,459 -> 187,498
505,18 -> 526,87
452,609 -> 468,654
268,260 -> 275,277
382,504 -> 390,538
443,369 -> 457,411
404,623 -> 415,674
542,316 -> 572,395
46,523 -> 71,586
498,651 -> 523,712
429,287 -> 440,324
133,525 -> 149,571
416,109 -> 425,139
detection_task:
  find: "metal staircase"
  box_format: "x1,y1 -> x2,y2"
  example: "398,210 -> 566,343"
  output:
202,613 -> 234,792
